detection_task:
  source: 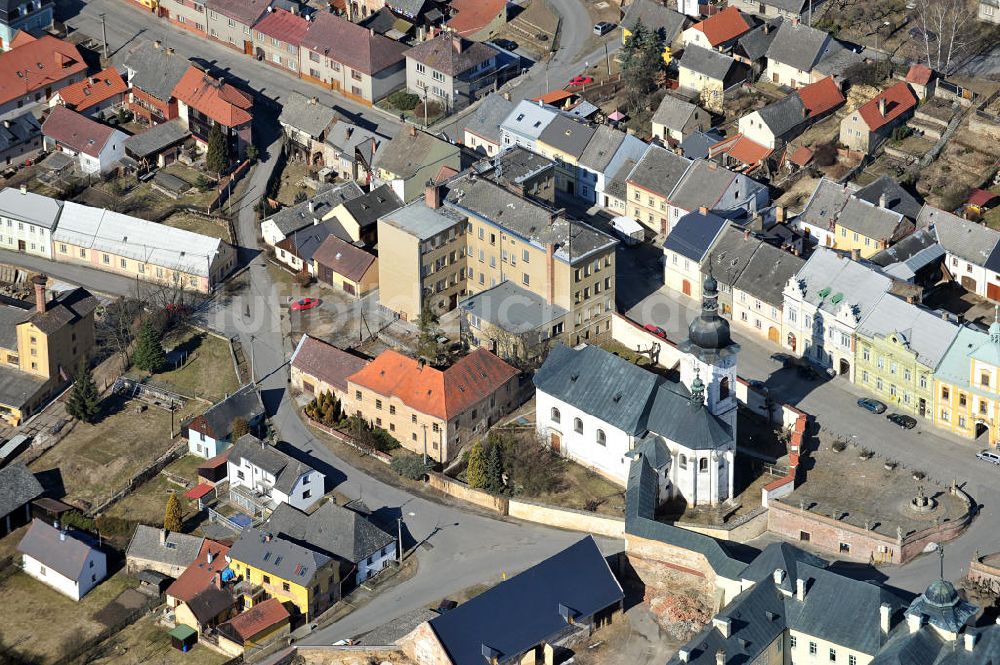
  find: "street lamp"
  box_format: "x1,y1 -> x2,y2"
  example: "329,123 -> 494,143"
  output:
874,20 -> 892,78
397,511 -> 416,563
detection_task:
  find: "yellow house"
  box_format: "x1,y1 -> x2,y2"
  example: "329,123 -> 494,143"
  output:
324,184 -> 402,246
934,323 -> 1000,445
0,275 -> 96,425
832,197 -> 913,259
228,528 -> 341,621
625,145 -> 692,237
311,235 -> 379,298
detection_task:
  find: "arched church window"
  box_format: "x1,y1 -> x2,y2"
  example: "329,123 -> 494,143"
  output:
551,407 -> 561,424
719,376 -> 730,400
574,418 -> 583,434
596,429 -> 606,446
699,457 -> 709,472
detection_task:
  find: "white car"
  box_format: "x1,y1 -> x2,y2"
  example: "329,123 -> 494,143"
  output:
976,450 -> 1000,465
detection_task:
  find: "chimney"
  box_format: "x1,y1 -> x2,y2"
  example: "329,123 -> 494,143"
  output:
212,572 -> 222,588
308,200 -> 315,213
59,530 -> 66,542
879,192 -> 888,208
53,520 -> 59,530
19,183 -> 26,194
707,161 -> 718,171
166,47 -> 174,55
426,181 -> 442,209
880,603 -> 891,633
878,98 -> 887,116
713,617 -> 731,638
796,578 -> 806,600
154,39 -> 162,49
452,34 -> 463,53
699,206 -> 709,215
744,228 -> 750,241
3,119 -> 9,129
408,124 -> 417,137
907,613 -> 922,633
776,206 -> 786,224
763,23 -> 770,34
678,649 -> 690,663
773,568 -> 786,585
369,27 -> 375,37
160,528 -> 168,545
716,650 -> 726,665
503,91 -> 511,101
965,632 -> 978,651
906,294 -> 916,304
32,274 -> 47,314
851,248 -> 860,261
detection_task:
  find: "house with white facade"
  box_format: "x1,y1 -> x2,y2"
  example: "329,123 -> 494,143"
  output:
781,247 -> 892,380
924,205 -> 1000,301
187,384 -> 266,459
665,158 -> 769,229
534,273 -> 739,507
226,434 -> 324,513
0,186 -> 61,259
18,518 -> 107,601
41,106 -> 125,174
499,99 -> 558,151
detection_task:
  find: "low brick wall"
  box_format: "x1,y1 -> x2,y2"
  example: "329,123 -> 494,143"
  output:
969,557 -> 1000,593
610,313 -> 684,369
307,418 -> 393,465
675,506 -> 769,542
426,472 -> 509,514
508,499 -> 625,538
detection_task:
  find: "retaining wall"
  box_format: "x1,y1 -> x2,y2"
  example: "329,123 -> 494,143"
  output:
508,498 -> 625,538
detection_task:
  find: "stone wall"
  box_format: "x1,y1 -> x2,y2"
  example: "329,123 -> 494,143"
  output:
969,556 -> 1000,594
508,499 -> 626,538
296,646 -> 408,665
397,620 -> 451,665
675,507 -> 769,542
426,472 -> 509,514
610,313 -> 684,369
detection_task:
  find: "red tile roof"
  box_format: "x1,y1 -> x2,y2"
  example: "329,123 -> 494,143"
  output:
691,6 -> 751,47
300,12 -> 408,76
857,81 -> 918,132
220,598 -> 289,642
173,66 -> 253,128
185,483 -> 215,500
42,106 -> 118,158
788,145 -> 814,167
796,76 -> 844,118
718,134 -> 772,166
447,0 -> 507,36
533,89 -> 575,105
55,67 -> 128,113
291,334 -> 370,394
967,188 -> 999,208
347,348 -> 518,420
8,31 -> 36,50
198,448 -> 232,471
906,63 -> 933,86
311,235 -> 376,283
254,7 -> 309,45
0,35 -> 88,107
166,540 -> 231,603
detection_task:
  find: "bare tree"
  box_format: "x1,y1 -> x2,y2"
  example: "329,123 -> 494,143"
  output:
911,0 -> 976,74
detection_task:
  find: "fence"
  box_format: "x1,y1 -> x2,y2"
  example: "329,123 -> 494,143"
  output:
306,417 -> 394,465
87,441 -> 188,517
62,594 -> 161,665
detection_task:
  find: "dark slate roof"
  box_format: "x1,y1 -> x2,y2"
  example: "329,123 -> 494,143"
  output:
341,184 -> 403,231
733,242 -> 804,307
124,120 -> 190,159
266,181 -> 364,237
228,435 -> 318,494
855,175 -> 923,221
0,112 -> 40,154
652,94 -> 702,133
17,519 -> 100,580
123,40 -> 191,102
836,196 -> 908,241
645,382 -> 733,451
663,209 -> 730,262
30,287 -> 97,335
680,44 -> 737,81
126,525 -> 205,570
680,129 -> 726,160
796,177 -> 854,232
404,33 -> 497,77
871,623 -> 1000,665
265,501 -> 394,565
278,92 -> 339,139
185,585 -> 235,624
765,21 -> 832,72
735,17 -> 783,62
277,218 -> 346,263
868,227 -> 940,268
230,526 -> 332,586
904,579 -> 977,634
463,94 -> 515,144
537,114 -> 597,159
357,608 -> 440,646
427,536 -> 623,665
923,205 -> 1000,267
755,93 -> 806,137
668,159 -> 758,215
473,146 -> 554,186
578,125 -> 627,173
700,225 -> 763,287
0,463 -> 43,518
626,144 -> 692,198
189,384 -> 265,440
740,541 -> 826,592
622,0 -> 687,42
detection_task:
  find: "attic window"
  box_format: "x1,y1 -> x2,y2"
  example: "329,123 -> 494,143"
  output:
830,293 -> 844,305
817,287 -> 831,298
570,373 -> 579,381
274,556 -> 283,566
263,552 -> 271,561
516,113 -> 525,121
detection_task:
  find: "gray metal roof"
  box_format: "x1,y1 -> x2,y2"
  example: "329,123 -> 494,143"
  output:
733,241 -> 804,307
325,121 -> 381,161
191,384 -> 265,441
663,210 -> 730,262
669,159 -> 763,215
0,112 -> 40,154
868,228 -> 943,281
0,363 -> 46,411
924,205 -> 1000,266
341,184 -> 403,232
17,518 -> 101,580
228,435 -> 319,494
473,146 -> 554,186
735,17 -> 783,62
836,196 -> 908,241
537,114 -> 596,159
577,125 -> 627,173
445,173 -> 617,263
701,225 -> 764,286
229,527 -> 332,586
126,525 -> 204,570
463,94 -> 514,144
622,0 -> 687,41
679,43 -> 737,81
459,280 -> 567,334
123,120 -> 190,159
265,181 -> 365,237
857,295 -> 959,370
0,463 -> 42,519
652,94 -> 702,133
380,196 -> 466,241
626,144 -> 692,198
680,129 -> 726,160
265,501 -> 394,565
279,92 -> 339,140
792,247 -> 892,319
765,21 -> 833,72
123,40 -> 191,102
754,93 -> 806,137
762,0 -> 808,12
0,187 -> 62,230
500,100 -> 558,143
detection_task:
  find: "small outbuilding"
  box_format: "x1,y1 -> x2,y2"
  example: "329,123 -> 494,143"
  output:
169,624 -> 198,652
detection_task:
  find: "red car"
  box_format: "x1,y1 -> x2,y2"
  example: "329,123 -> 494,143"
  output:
568,75 -> 594,86
291,297 -> 321,311
644,324 -> 667,338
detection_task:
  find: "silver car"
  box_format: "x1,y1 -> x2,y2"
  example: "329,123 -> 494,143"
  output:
976,450 -> 1000,465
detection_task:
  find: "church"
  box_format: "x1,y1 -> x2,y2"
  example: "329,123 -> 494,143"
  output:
533,272 -> 739,506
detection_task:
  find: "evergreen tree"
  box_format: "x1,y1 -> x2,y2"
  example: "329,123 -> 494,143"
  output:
416,304 -> 446,366
163,492 -> 183,532
466,441 -> 487,489
205,122 -> 229,178
620,19 -> 665,111
231,417 -> 250,440
485,441 -> 505,494
65,360 -> 100,424
133,320 -> 167,373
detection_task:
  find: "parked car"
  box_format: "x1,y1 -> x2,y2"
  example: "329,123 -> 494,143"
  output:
593,21 -> 616,35
886,413 -> 917,429
857,398 -> 888,414
568,75 -> 594,86
491,38 -> 518,51
290,297 -> 321,311
644,324 -> 667,338
977,450 -> 1000,465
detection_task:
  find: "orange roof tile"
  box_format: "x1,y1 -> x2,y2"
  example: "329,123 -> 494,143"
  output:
533,89 -> 575,105
9,31 -> 36,49
857,81 -> 917,133
172,66 -> 253,129
220,598 -> 290,642
447,0 -> 507,36
722,134 -> 772,165
788,145 -> 814,167
347,348 -> 518,420
905,63 -> 933,86
0,36 -> 87,108
254,7 -> 309,45
691,6 -> 751,47
796,76 -> 844,118
166,540 -> 231,603
54,67 -> 128,113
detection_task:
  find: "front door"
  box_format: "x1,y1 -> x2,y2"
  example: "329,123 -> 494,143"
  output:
244,40 -> 253,56
988,282 -> 1000,302
16,240 -> 25,252
768,326 -> 779,344
682,279 -> 691,296
919,398 -> 926,417
550,432 -> 561,453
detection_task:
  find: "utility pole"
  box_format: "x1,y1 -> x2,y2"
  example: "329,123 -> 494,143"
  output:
100,14 -> 109,61
249,334 -> 256,384
397,516 -> 404,562
604,42 -> 611,76
423,90 -> 428,129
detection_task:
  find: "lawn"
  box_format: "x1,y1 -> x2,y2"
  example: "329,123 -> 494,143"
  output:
88,614 -> 230,665
103,454 -> 205,528
532,460 -> 626,516
0,570 -> 137,665
28,395 -> 199,511
144,325 -> 241,402
160,211 -> 231,241
276,159 -> 315,206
